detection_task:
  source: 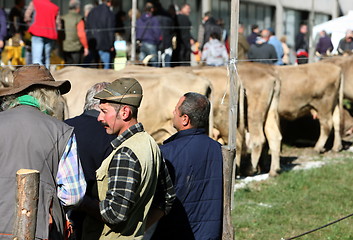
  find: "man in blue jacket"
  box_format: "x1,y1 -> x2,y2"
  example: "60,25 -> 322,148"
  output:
85,0 -> 115,69
151,92 -> 223,240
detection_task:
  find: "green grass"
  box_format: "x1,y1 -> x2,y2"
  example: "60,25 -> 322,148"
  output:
233,153 -> 353,240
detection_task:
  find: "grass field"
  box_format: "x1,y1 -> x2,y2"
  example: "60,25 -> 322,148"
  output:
233,151 -> 353,240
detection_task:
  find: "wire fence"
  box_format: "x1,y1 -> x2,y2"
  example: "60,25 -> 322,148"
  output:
0,54 -> 341,69
281,213 -> 353,240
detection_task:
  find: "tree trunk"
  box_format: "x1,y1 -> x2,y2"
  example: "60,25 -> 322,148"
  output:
13,169 -> 40,240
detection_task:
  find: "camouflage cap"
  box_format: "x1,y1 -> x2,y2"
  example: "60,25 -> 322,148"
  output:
94,78 -> 143,108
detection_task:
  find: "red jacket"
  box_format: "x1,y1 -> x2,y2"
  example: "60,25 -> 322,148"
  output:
28,0 -> 59,40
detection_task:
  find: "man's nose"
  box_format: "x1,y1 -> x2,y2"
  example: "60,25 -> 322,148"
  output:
97,112 -> 104,121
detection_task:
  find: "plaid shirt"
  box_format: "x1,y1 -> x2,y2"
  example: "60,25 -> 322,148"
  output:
99,123 -> 175,225
56,134 -> 87,206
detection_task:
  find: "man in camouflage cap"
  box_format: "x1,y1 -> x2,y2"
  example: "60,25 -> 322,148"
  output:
80,78 -> 175,240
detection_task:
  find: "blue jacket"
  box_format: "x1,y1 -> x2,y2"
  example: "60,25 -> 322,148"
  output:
152,128 -> 223,240
268,36 -> 284,65
136,13 -> 161,45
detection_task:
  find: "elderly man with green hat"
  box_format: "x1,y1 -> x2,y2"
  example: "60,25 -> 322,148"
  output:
80,78 -> 175,240
0,64 -> 86,239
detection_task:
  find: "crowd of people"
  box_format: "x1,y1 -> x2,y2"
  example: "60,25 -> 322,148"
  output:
0,0 -> 351,69
0,0 -> 233,68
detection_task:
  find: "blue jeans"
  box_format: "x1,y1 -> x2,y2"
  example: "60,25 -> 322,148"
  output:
31,36 -> 54,69
139,42 -> 158,67
98,50 -> 111,69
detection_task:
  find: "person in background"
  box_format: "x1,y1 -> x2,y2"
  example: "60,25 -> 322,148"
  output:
78,78 -> 175,240
267,28 -> 284,65
315,30 -> 333,59
65,82 -> 115,240
0,64 -> 86,239
154,1 -> 174,67
197,11 -> 222,51
337,29 -> 353,55
151,92 -> 223,240
173,3 -> 193,66
201,32 -> 228,66
295,24 -> 308,52
248,30 -> 277,65
237,23 -> 249,60
28,0 -> 61,69
280,35 -> 290,65
295,24 -> 308,64
8,0 -> 26,44
217,18 -> 229,53
0,7 -> 7,59
136,2 -> 161,67
85,0 -> 115,69
61,0 -> 89,65
247,24 -> 259,45
83,3 -> 94,20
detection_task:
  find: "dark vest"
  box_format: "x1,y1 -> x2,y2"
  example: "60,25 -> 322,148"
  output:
152,128 -> 223,240
0,105 -> 73,239
62,10 -> 83,52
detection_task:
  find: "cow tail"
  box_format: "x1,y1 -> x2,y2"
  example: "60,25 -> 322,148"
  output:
339,71 -> 344,136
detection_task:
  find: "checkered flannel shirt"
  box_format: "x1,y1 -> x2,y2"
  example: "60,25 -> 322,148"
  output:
56,134 -> 87,206
99,123 -> 175,225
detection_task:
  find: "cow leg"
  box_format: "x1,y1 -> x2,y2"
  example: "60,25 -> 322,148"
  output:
314,115 -> 333,153
264,108 -> 282,177
248,126 -> 266,175
235,125 -> 245,176
332,105 -> 342,152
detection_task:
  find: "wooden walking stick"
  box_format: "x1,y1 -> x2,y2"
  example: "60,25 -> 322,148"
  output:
12,169 -> 40,240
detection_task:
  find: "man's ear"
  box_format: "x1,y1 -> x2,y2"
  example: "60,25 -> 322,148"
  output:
182,114 -> 190,126
121,105 -> 132,120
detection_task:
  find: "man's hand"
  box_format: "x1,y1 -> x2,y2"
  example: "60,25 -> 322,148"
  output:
84,48 -> 89,57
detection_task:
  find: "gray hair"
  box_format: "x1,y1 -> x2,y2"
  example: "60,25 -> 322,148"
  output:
84,3 -> 94,16
179,92 -> 210,129
69,0 -> 80,10
84,82 -> 110,111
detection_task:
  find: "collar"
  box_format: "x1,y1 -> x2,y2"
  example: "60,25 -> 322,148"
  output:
163,128 -> 206,144
111,122 -> 144,149
83,109 -> 100,118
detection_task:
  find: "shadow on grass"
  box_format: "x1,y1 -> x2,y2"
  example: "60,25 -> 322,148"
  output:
237,153 -> 299,177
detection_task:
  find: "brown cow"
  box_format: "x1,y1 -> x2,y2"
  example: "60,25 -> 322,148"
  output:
192,63 -> 282,177
52,65 -> 212,144
322,56 -> 353,101
276,62 -> 343,153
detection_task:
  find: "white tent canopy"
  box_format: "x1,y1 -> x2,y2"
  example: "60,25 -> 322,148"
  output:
313,10 -> 353,53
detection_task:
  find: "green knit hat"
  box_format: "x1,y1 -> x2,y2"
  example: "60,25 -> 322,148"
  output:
94,78 -> 143,108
